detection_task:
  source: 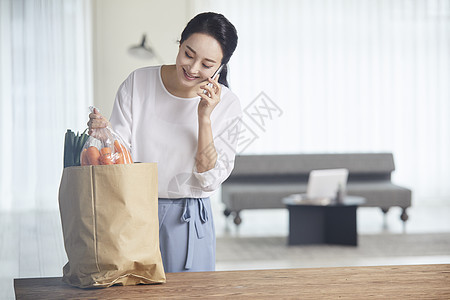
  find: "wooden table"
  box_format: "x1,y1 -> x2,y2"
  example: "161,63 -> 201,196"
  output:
14,264 -> 450,299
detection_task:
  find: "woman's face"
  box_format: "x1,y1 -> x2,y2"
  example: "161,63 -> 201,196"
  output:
176,33 -> 223,89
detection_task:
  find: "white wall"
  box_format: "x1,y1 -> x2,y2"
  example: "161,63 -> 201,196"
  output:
195,0 -> 450,204
92,0 -> 193,118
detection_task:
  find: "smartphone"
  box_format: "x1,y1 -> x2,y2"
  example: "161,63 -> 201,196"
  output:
203,64 -> 224,94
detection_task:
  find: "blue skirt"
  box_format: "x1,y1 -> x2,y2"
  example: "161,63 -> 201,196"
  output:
158,197 -> 215,273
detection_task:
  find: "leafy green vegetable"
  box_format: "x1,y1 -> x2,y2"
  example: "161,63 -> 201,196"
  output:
64,129 -> 89,168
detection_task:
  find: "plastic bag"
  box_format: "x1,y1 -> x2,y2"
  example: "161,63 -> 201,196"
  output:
80,107 -> 133,166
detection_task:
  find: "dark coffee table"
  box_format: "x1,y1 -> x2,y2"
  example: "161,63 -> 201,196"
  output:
283,194 -> 366,246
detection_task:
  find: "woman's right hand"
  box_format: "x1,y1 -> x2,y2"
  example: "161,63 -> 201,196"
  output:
87,108 -> 110,135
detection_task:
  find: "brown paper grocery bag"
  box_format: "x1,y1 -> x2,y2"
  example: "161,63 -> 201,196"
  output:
58,163 -> 166,288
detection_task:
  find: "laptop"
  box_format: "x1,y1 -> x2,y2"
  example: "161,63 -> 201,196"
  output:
306,168 -> 349,199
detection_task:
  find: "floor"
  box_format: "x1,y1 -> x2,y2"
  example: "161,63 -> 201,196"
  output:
213,200 -> 450,238
212,199 -> 450,271
2,199 -> 450,299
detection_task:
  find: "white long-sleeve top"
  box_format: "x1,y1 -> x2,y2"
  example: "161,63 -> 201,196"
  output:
109,66 -> 242,198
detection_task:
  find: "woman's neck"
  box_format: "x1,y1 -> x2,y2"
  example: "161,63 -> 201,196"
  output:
161,65 -> 199,98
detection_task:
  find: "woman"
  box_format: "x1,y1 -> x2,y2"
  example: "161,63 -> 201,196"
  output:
88,12 -> 241,273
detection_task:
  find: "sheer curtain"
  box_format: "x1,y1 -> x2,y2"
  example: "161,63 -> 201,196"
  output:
0,0 -> 92,210
192,0 -> 450,203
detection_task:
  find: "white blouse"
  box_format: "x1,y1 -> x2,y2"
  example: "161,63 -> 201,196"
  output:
109,66 -> 242,198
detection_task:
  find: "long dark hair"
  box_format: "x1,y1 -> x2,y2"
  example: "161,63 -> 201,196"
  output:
180,12 -> 238,88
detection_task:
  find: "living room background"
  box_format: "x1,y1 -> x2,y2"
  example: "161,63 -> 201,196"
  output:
0,0 -> 449,210
193,0 -> 450,203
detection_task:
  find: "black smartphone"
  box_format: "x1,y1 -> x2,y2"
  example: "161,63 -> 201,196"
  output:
203,64 -> 224,94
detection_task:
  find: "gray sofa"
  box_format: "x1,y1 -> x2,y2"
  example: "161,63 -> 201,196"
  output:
221,153 -> 412,226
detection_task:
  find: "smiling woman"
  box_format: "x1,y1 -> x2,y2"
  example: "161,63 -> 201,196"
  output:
162,32 -> 224,98
87,12 -> 242,273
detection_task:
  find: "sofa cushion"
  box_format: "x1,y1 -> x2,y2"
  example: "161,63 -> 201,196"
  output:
222,183 -> 308,211
222,181 -> 411,211
346,182 -> 412,209
231,153 -> 395,177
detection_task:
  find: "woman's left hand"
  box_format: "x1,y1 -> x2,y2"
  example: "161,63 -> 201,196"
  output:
197,75 -> 221,121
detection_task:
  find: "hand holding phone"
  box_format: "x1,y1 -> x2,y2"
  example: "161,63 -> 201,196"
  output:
203,64 -> 224,94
